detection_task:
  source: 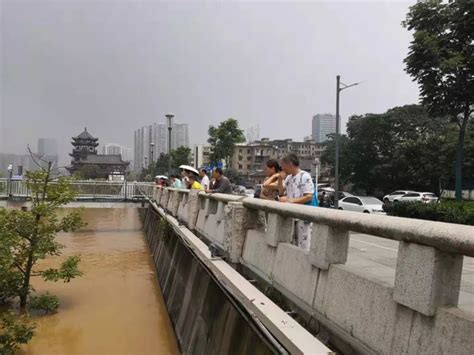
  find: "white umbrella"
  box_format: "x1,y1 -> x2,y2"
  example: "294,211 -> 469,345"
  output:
179,165 -> 199,175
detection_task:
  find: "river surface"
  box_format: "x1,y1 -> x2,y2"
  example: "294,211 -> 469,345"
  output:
20,208 -> 179,355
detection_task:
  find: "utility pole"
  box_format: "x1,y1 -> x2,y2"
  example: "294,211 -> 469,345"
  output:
7,164 -> 13,199
335,75 -> 341,208
166,113 -> 174,176
149,142 -> 155,168
335,75 -> 361,208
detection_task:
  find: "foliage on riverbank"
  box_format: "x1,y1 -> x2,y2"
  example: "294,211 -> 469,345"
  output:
0,160 -> 85,350
384,201 -> 474,226
0,312 -> 35,354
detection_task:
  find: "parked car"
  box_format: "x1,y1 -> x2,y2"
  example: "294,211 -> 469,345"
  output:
338,196 -> 385,214
399,192 -> 439,204
383,190 -> 415,203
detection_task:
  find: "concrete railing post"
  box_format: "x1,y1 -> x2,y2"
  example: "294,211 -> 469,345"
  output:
309,224 -> 349,270
155,187 -> 163,204
161,189 -> 170,209
170,190 -> 181,217
186,190 -> 201,230
224,202 -> 252,263
265,213 -> 293,247
393,241 -> 463,316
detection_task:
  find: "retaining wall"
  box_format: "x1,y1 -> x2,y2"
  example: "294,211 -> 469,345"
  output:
149,187 -> 474,354
141,202 -> 332,354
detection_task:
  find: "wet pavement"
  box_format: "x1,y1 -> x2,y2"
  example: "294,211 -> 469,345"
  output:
20,208 -> 179,355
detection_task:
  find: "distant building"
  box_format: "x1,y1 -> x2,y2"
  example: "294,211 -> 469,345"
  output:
0,153 -> 35,176
66,128 -> 129,179
312,114 -> 336,143
37,138 -> 59,168
102,143 -> 122,156
192,144 -> 211,169
38,138 -> 57,156
133,122 -> 189,171
229,138 -> 324,181
102,143 -> 133,164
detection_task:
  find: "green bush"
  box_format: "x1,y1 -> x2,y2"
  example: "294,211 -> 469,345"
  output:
29,293 -> 60,314
384,201 -> 474,226
0,311 -> 35,354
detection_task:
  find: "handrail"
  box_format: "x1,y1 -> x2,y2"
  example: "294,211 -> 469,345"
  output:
242,197 -> 474,257
198,191 -> 245,203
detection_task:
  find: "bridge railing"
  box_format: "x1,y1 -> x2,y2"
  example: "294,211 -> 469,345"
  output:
153,187 -> 474,355
0,178 -> 155,200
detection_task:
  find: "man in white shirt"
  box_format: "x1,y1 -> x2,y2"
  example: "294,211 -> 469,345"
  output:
278,154 -> 315,250
199,168 -> 210,190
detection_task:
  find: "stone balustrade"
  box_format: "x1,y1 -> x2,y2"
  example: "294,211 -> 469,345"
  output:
153,187 -> 474,354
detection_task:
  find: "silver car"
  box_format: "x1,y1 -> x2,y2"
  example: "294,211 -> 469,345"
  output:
399,192 -> 439,204
338,196 -> 385,214
383,190 -> 415,203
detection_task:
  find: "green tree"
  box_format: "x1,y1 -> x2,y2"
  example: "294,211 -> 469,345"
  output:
0,162 -> 84,310
154,153 -> 170,176
320,134 -> 353,186
208,118 -> 245,166
404,0 -> 474,201
321,105 -> 468,195
171,146 -> 191,167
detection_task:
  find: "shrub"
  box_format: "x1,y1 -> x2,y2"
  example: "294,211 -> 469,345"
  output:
0,312 -> 35,354
384,201 -> 474,226
29,293 -> 60,314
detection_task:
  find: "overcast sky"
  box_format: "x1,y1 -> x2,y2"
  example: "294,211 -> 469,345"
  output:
1,0 -> 419,163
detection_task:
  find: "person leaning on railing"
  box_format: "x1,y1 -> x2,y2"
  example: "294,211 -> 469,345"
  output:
277,154 -> 316,251
206,168 -> 232,194
260,159 -> 282,200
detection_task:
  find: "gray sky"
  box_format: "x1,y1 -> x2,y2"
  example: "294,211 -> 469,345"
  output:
1,0 -> 419,163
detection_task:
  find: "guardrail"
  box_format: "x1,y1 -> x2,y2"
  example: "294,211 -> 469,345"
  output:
151,187 -> 474,355
0,179 -> 155,200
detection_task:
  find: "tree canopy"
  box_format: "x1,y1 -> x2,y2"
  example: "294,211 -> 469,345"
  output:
171,146 -> 191,167
321,105 -> 473,196
208,118 -> 245,166
403,0 -> 473,200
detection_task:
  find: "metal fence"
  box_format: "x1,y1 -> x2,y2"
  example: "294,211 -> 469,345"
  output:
0,179 -> 155,200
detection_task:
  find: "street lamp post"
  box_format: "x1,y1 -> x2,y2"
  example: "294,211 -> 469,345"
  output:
149,142 -> 155,169
166,113 -> 174,176
7,164 -> 13,199
335,75 -> 361,208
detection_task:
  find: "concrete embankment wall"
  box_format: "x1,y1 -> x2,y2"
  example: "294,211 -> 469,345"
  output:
151,188 -> 474,355
140,206 -> 332,355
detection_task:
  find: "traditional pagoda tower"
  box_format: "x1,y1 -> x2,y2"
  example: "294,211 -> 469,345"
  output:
66,128 -> 129,179
69,127 -> 99,162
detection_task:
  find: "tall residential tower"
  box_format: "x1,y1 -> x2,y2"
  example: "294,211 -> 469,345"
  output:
133,122 -> 189,171
312,114 -> 336,143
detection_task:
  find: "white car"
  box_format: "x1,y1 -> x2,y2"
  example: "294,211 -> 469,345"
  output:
383,190 -> 415,203
399,192 -> 439,204
338,196 -> 385,214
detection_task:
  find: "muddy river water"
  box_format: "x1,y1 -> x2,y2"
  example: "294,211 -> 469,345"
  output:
20,208 -> 179,355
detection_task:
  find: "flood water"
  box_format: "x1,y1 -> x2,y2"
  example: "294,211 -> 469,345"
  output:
20,208 -> 179,355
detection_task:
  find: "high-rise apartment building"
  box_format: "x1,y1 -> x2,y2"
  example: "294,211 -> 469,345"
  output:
133,122 -> 189,171
37,138 -> 57,156
102,143 -> 133,164
102,143 -> 122,156
37,138 -> 58,168
312,114 -> 336,143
